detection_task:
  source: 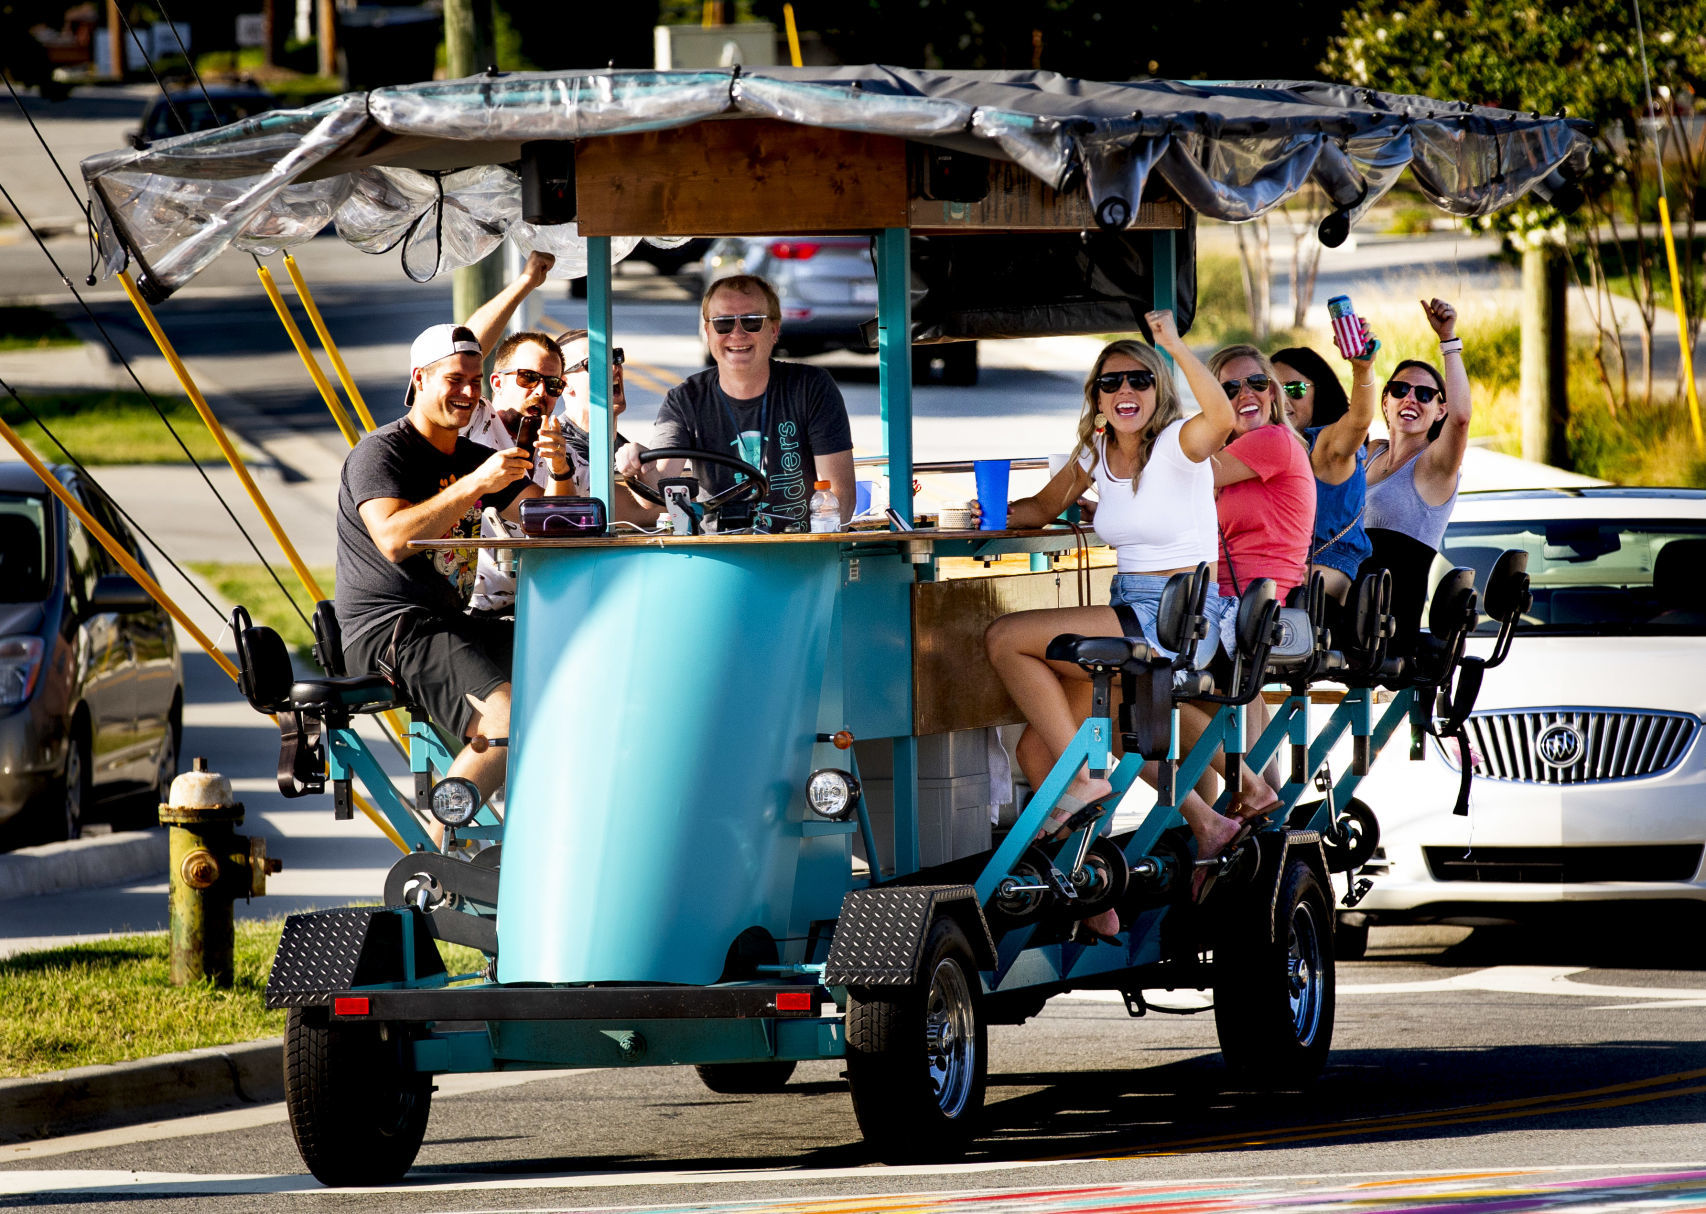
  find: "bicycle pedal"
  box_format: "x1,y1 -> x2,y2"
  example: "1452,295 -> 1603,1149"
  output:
1045,864 -> 1079,900
1341,877 -> 1373,908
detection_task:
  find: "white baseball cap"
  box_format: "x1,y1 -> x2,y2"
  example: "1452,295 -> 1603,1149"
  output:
403,323 -> 482,406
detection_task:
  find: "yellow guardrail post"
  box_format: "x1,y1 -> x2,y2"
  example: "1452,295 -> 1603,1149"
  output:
0,413 -> 409,852
281,252 -> 377,434
1657,196 -> 1705,446
254,263 -> 362,448
783,3 -> 803,67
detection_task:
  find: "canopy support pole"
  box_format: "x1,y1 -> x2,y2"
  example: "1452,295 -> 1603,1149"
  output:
586,236 -> 615,513
0,413 -> 408,853
255,263 -> 362,448
282,252 -> 377,434
875,227 -> 912,526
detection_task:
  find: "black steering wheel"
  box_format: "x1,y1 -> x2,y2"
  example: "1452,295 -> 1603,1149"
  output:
627,447 -> 769,513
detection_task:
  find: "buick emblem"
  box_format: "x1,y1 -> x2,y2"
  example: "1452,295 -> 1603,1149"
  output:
1535,723 -> 1585,769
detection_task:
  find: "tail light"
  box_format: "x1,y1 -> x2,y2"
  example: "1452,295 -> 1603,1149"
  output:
769,241 -> 821,260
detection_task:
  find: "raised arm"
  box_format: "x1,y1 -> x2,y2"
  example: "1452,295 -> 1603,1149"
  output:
1420,298 -> 1471,483
463,251 -> 555,355
1147,309 -> 1236,461
1313,320 -> 1381,475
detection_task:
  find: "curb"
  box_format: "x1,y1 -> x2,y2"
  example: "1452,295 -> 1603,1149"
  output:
0,1038 -> 282,1142
0,829 -> 167,900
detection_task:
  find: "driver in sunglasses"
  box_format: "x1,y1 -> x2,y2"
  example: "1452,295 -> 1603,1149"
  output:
617,274 -> 855,531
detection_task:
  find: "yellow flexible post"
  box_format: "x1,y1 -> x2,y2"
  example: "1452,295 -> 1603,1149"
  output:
120,271 -> 328,604
1658,196 -> 1705,446
783,3 -> 803,67
282,252 -> 377,434
255,263 -> 362,448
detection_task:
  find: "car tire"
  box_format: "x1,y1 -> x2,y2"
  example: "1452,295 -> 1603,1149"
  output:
39,719 -> 91,844
941,342 -> 979,387
117,695 -> 181,831
285,1007 -> 432,1186
845,915 -> 986,1161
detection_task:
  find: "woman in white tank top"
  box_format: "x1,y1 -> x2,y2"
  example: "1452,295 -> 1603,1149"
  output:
982,310 -> 1244,940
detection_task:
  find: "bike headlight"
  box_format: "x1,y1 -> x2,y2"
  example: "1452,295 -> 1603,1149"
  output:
0,637 -> 43,708
806,768 -> 860,820
428,776 -> 481,828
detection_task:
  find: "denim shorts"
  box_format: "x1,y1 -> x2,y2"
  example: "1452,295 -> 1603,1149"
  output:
1109,572 -> 1233,670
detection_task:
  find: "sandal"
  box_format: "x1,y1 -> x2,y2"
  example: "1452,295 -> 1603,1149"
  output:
1035,791 -> 1107,842
1190,816 -> 1264,903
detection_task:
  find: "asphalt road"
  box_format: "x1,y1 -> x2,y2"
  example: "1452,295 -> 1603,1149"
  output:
2,925 -> 1703,1211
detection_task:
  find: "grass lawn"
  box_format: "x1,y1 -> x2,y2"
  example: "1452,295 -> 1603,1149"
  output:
0,306 -> 78,352
0,391 -> 224,465
0,918 -> 483,1077
189,562 -> 334,658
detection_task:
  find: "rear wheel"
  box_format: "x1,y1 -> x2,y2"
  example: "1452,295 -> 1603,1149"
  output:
694,1061 -> 797,1093
1213,857 -> 1335,1090
36,721 -> 90,843
284,1008 -> 431,1186
845,916 -> 986,1161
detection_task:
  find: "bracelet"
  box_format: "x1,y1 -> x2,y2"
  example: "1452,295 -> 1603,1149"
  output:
1438,338 -> 1463,354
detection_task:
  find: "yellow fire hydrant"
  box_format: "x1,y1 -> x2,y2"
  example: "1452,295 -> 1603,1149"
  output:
158,756 -> 283,987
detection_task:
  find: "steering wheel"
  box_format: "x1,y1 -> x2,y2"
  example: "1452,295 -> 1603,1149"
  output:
627,447 -> 769,514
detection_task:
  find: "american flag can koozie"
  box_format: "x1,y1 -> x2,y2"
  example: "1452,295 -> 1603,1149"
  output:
1327,294 -> 1364,360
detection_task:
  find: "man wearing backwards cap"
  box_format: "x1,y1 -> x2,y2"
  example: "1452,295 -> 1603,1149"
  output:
334,321 -> 570,815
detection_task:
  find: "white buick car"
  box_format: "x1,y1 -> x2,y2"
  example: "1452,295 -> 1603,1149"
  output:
1348,487 -> 1706,944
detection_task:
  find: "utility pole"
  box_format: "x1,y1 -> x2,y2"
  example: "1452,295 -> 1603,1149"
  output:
446,0 -> 503,326
318,0 -> 338,82
1519,245 -> 1569,468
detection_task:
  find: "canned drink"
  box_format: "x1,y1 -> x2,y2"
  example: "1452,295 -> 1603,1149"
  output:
1327,295 -> 1378,360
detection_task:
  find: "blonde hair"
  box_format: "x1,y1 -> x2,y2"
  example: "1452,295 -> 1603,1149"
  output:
701,274 -> 781,320
1072,340 -> 1183,493
1207,344 -> 1306,444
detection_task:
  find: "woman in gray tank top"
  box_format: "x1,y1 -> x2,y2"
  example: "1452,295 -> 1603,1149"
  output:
1361,298 -> 1470,652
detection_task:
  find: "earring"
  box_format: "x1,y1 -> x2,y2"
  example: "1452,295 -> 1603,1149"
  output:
1094,413 -> 1107,433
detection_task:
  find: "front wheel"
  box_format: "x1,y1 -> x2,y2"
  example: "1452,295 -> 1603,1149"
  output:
1213,856 -> 1335,1090
284,1008 -> 432,1186
845,916 -> 986,1161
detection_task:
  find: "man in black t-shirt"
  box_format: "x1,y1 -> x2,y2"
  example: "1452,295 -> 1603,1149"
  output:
617,275 -> 855,529
335,323 -> 564,813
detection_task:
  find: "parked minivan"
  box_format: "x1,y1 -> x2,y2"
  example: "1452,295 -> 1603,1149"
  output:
0,464 -> 182,847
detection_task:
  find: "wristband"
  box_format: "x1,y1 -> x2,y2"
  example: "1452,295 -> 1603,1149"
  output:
1438,338 -> 1463,354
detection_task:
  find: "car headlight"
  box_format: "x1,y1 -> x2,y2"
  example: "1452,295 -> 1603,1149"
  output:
806,768 -> 860,820
428,776 -> 481,828
0,637 -> 43,708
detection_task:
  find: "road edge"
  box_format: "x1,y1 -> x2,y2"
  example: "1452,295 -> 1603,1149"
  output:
0,1037 -> 283,1142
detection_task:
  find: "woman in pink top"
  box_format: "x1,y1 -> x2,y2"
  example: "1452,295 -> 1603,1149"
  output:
1177,345 -> 1315,891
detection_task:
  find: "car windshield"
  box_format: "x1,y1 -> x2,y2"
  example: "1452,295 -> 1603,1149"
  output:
145,97 -> 270,141
1437,518 -> 1706,635
0,495 -> 48,603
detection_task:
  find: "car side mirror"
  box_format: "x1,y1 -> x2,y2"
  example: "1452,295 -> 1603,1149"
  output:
128,131 -> 147,150
89,573 -> 153,613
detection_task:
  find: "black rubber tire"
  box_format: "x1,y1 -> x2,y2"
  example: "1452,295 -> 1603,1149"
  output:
284,1008 -> 432,1186
36,721 -> 90,843
694,1060 -> 797,1094
116,697 -> 180,831
1335,915 -> 1370,961
845,916 -> 986,1162
1212,857 -> 1335,1090
941,341 -> 979,386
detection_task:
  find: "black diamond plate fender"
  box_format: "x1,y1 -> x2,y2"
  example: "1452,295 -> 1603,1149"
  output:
264,905 -> 448,1009
822,884 -> 996,987
1258,830 -> 1330,946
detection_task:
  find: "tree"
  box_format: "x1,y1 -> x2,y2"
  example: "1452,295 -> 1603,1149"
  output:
1325,0 -> 1706,444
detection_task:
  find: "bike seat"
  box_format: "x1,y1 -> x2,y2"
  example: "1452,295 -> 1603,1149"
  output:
288,674 -> 401,716
1046,634 -> 1149,671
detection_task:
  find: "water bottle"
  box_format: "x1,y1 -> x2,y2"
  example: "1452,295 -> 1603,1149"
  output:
809,480 -> 840,533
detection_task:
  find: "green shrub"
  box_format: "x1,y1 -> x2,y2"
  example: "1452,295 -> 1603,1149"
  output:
1386,206 -> 1435,235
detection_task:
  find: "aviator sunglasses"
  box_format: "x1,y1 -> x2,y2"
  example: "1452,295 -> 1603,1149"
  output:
1094,368 -> 1157,393
708,313 -> 772,335
497,367 -> 566,396
1385,380 -> 1442,404
1220,373 -> 1272,398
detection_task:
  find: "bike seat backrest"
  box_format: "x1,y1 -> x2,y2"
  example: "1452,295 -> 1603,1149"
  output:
1045,633 -> 1142,671
1427,567 -> 1479,639
1481,549 -> 1532,625
1345,567 -> 1392,655
311,600 -> 346,678
1235,577 -> 1279,659
1266,606 -> 1317,669
232,605 -> 294,713
1153,562 -> 1209,657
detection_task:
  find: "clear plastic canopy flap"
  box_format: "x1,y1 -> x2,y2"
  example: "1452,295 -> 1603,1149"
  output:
81,67 -> 1593,301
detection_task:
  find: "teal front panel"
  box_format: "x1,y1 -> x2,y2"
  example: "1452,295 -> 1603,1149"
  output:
498,543 -> 841,984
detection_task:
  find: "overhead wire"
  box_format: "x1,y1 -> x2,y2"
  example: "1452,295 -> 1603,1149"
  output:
0,374 -> 224,620
113,4 -> 188,136
0,140 -> 312,631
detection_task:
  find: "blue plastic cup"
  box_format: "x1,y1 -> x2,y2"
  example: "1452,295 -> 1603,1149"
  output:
974,459 -> 1010,530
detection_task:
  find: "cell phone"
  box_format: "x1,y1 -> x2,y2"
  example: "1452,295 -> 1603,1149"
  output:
1327,295 -> 1379,361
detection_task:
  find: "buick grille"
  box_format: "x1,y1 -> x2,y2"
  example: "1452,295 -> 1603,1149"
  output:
1440,709 -> 1699,784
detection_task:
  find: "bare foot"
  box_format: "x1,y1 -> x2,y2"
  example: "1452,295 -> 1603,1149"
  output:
1083,907 -> 1120,938
1232,778 -> 1280,822
1192,811 -> 1242,864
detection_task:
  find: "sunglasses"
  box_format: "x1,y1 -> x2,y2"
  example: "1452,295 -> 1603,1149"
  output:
1280,379 -> 1310,399
565,347 -> 625,375
1094,368 -> 1157,394
708,313 -> 772,335
1220,373 -> 1273,398
498,367 -> 565,396
1385,380 -> 1442,404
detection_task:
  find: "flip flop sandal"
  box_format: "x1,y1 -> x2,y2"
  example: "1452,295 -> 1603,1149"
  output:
1191,816 -> 1264,903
